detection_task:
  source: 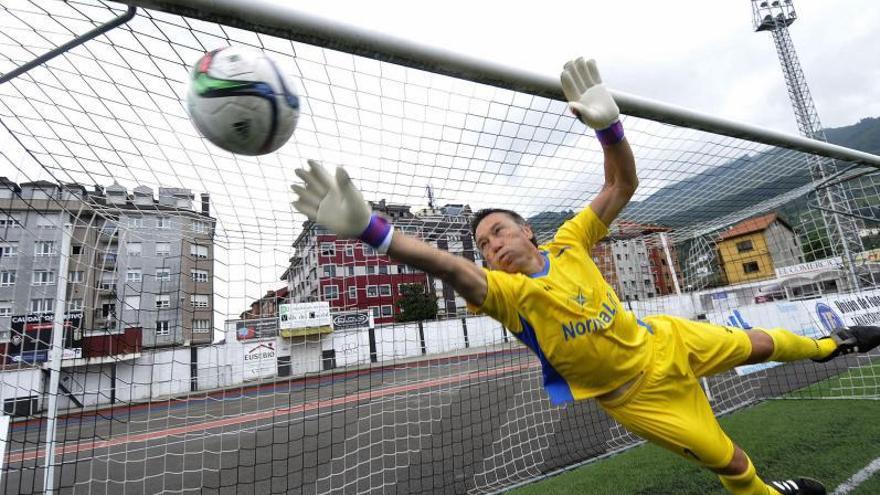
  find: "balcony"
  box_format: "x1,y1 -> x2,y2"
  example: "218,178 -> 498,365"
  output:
98,227 -> 118,240
82,327 -> 142,359
98,253 -> 117,266
97,283 -> 117,294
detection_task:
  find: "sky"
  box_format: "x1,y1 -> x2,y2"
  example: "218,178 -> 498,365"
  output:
281,0 -> 880,134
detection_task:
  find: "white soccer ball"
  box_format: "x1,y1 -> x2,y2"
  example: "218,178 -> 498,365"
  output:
187,46 -> 300,156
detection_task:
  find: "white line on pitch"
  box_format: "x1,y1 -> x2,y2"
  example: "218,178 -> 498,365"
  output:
831,456 -> 880,494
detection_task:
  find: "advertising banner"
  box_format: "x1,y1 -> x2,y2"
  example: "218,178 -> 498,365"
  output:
278,302 -> 333,337
242,340 -> 276,380
235,317 -> 278,341
7,312 -> 83,364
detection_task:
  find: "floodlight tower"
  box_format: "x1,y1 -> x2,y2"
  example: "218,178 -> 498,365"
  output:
752,0 -> 868,289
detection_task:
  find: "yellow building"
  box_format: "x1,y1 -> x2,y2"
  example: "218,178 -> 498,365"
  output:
717,213 -> 802,285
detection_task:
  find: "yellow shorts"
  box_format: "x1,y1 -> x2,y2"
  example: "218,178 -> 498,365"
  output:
597,315 -> 753,469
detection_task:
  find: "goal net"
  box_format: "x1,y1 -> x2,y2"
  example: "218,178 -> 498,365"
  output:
0,1 -> 878,494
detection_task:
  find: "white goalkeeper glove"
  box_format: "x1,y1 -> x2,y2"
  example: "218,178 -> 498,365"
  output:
292,160 -> 394,253
560,57 -> 624,145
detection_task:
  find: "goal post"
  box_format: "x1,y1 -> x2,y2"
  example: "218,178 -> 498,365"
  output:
123,0 -> 880,168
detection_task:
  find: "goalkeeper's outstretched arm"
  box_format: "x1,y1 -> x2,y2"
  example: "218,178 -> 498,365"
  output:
561,57 -> 637,227
292,160 -> 488,307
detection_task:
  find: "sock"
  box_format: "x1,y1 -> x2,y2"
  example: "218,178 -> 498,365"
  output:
763,327 -> 837,362
718,456 -> 778,495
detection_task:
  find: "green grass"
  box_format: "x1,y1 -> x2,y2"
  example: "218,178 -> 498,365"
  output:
507,399 -> 880,495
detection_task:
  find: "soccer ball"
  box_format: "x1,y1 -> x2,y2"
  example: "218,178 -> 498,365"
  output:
187,46 -> 300,156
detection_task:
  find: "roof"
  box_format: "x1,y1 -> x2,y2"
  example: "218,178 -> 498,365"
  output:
718,212 -> 786,241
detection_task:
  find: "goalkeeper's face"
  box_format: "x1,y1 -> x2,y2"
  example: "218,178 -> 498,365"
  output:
474,212 -> 538,274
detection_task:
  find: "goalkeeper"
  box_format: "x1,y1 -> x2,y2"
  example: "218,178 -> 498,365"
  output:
291,57 -> 880,495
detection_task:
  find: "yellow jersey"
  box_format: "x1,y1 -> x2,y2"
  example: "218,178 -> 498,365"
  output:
468,206 -> 654,405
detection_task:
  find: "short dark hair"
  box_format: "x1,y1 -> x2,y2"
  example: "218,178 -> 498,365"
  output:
470,208 -> 538,248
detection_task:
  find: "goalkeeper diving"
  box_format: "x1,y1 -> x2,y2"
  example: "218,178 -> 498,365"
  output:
291,57 -> 880,495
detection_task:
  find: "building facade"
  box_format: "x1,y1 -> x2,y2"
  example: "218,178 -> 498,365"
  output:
591,221 -> 682,302
0,179 -> 216,364
285,201 -> 478,325
717,213 -> 802,285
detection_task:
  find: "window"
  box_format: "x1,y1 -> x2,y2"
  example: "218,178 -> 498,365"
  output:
190,244 -> 208,259
193,319 -> 211,333
322,265 -> 337,278
736,240 -> 754,253
128,217 -> 143,228
363,245 -> 375,257
348,286 -> 357,300
323,285 -> 339,300
398,265 -> 408,274
370,306 -> 380,318
68,271 -> 83,283
32,270 -> 56,286
378,265 -> 388,275
124,295 -> 140,311
156,294 -> 171,309
156,216 -> 170,229
34,241 -> 56,256
379,284 -> 392,296
345,266 -> 355,276
36,215 -> 56,228
156,320 -> 170,336
68,298 -> 83,311
31,298 -> 54,313
381,305 -> 393,316
127,243 -> 142,256
156,268 -> 171,282
0,271 -> 15,286
126,269 -> 142,283
0,301 -> 11,317
644,279 -> 651,287
344,245 -> 354,257
191,269 -> 209,283
0,215 -> 20,228
191,294 -> 209,308
155,242 -> 171,256
192,220 -> 209,234
742,261 -> 760,274
367,285 -> 378,297
71,244 -> 82,255
0,243 -> 17,258
366,265 -> 376,275
320,242 -> 336,257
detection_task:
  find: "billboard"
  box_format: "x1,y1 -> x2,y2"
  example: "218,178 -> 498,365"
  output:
278,302 -> 333,337
235,317 -> 278,341
7,312 -> 83,364
242,340 -> 276,380
332,310 -> 372,330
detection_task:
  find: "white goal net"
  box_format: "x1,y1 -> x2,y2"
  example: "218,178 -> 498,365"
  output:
0,1 -> 878,494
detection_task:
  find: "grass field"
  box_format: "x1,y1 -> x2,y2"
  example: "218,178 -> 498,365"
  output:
508,364 -> 880,495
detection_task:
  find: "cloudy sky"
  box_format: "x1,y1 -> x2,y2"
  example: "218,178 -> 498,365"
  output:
284,0 -> 880,134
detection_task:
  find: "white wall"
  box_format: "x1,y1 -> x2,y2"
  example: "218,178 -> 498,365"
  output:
116,348 -> 191,403
0,368 -> 43,405
58,364 -> 114,409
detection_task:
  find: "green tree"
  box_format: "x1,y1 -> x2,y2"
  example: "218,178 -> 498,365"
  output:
395,283 -> 438,322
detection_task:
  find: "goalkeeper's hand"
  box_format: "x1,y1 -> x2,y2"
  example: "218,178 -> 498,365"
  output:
560,57 -> 620,131
292,160 -> 394,252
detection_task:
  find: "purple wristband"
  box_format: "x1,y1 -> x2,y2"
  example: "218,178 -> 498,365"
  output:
595,120 -> 624,146
359,214 -> 392,249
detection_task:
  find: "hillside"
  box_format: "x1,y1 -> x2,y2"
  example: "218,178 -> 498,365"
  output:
624,117 -> 880,229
